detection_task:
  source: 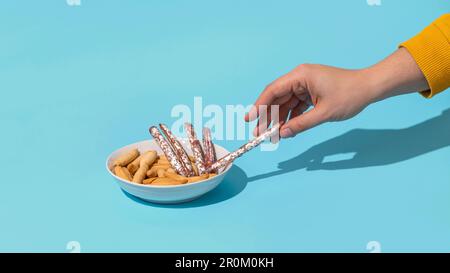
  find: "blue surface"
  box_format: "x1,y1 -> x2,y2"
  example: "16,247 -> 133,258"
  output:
1,0 -> 449,252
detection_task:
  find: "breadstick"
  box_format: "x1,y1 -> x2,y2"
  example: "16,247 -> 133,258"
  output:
186,174 -> 209,183
114,166 -> 132,181
149,126 -> 189,176
202,127 -> 217,172
164,172 -> 188,183
152,163 -> 171,167
157,158 -> 169,163
113,148 -> 139,166
146,168 -> 157,178
157,169 -> 166,178
159,123 -> 195,176
143,177 -> 157,184
133,168 -> 147,184
192,164 -> 199,176
206,124 -> 281,172
140,151 -> 157,166
132,151 -> 157,184
147,165 -> 169,177
184,123 -> 207,175
127,154 -> 142,175
151,178 -> 187,186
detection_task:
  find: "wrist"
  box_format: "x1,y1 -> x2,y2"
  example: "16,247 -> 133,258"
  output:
358,67 -> 389,104
361,48 -> 429,103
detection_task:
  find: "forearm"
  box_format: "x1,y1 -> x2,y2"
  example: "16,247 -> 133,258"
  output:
365,48 -> 429,103
365,14 -> 450,102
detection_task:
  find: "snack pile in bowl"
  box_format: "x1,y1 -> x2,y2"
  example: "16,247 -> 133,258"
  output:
112,123 -> 218,186
111,122 -> 280,186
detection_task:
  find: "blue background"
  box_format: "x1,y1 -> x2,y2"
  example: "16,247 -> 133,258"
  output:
1,0 -> 449,252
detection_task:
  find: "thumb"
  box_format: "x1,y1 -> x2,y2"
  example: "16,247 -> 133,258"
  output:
280,106 -> 328,138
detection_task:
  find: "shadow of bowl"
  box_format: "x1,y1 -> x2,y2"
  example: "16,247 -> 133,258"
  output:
122,165 -> 248,208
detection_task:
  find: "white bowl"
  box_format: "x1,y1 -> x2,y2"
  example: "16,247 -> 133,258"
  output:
106,139 -> 232,204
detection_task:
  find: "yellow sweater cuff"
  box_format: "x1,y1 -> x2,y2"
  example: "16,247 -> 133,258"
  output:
400,14 -> 450,98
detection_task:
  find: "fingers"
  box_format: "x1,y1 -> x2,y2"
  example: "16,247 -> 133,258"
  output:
288,102 -> 310,120
245,69 -> 305,122
280,105 -> 328,138
252,95 -> 288,136
253,104 -> 272,136
279,97 -> 299,123
253,96 -> 299,136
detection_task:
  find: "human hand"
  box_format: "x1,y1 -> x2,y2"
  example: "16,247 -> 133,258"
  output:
245,48 -> 428,138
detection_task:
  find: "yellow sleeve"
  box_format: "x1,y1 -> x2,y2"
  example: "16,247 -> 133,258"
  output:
400,14 -> 450,98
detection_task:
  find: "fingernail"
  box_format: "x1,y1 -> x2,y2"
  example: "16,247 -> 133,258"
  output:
247,107 -> 257,121
280,128 -> 293,138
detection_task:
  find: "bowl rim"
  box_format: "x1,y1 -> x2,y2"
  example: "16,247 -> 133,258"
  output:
106,139 -> 233,188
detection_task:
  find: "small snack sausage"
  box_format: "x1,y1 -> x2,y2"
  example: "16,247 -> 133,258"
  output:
113,148 -> 139,167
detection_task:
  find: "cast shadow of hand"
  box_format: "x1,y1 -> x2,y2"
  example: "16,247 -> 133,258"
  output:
124,108 -> 450,207
248,108 -> 450,182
